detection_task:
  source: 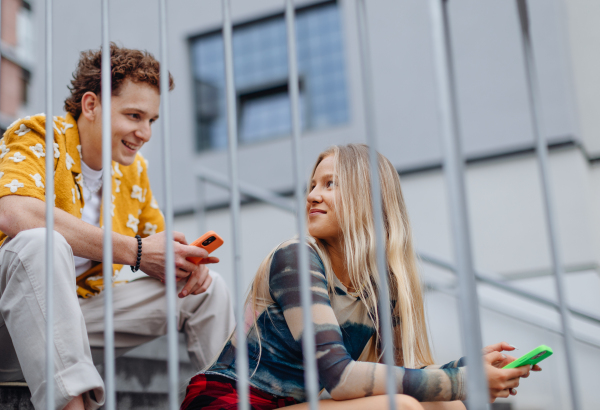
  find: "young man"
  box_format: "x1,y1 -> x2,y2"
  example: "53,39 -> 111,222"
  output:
0,45 -> 234,410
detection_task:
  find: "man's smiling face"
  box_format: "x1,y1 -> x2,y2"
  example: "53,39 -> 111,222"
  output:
109,79 -> 160,166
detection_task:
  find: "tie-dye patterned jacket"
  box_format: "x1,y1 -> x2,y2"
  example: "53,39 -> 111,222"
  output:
207,240 -> 467,402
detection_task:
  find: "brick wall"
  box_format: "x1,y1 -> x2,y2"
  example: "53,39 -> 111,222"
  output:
1,0 -> 20,46
0,0 -> 26,125
0,59 -> 23,116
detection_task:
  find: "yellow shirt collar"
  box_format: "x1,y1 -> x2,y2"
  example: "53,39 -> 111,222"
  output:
63,112 -> 82,175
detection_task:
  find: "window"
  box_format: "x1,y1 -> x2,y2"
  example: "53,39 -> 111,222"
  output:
190,0 -> 348,151
16,2 -> 34,64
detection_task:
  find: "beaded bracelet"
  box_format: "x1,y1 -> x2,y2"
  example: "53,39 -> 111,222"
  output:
131,235 -> 142,272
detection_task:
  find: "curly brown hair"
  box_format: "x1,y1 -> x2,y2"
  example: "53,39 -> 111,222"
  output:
64,43 -> 174,119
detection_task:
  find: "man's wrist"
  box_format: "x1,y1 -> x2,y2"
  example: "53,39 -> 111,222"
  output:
131,235 -> 142,272
130,236 -> 140,266
116,234 -> 140,266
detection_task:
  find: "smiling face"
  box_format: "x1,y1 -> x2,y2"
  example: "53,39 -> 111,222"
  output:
78,79 -> 160,169
110,80 -> 160,166
306,155 -> 341,244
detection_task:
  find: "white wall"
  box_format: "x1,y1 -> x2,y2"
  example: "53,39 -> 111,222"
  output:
561,0 -> 600,156
427,290 -> 600,410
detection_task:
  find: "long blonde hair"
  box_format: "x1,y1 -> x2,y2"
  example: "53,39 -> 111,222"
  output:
246,143 -> 433,370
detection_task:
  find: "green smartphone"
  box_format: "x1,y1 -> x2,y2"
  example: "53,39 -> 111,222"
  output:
502,344 -> 553,369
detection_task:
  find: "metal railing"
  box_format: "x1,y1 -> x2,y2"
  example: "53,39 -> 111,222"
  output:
222,2 -> 250,409
33,0 -> 585,409
285,1 -> 320,408
428,1 -> 489,407
43,1 -> 55,409
515,1 -> 581,408
100,1 -> 116,409
356,2 -> 399,408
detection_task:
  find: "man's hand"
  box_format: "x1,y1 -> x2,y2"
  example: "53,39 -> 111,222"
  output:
139,231 -> 219,281
178,263 -> 213,298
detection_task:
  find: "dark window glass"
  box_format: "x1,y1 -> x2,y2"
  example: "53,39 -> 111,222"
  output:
190,1 -> 348,151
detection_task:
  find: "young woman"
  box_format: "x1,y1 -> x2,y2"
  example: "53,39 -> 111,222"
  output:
181,144 -> 537,410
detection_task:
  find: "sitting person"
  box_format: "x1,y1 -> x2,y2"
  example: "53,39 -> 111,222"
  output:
0,44 -> 234,410
181,144 -> 539,410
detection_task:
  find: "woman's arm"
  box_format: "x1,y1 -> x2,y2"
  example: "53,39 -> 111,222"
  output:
421,357 -> 466,370
269,242 -> 469,402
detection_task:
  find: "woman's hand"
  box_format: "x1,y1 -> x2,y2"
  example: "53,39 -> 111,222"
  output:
483,342 -> 542,372
482,341 -> 542,402
484,351 -> 529,401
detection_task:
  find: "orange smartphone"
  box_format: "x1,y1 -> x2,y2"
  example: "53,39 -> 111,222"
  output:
186,231 -> 224,265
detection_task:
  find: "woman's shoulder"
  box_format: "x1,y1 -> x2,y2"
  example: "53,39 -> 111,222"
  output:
274,237 -> 313,252
271,237 -> 324,272
268,238 -> 330,305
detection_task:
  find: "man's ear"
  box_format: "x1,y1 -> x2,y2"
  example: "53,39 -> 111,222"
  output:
80,91 -> 100,121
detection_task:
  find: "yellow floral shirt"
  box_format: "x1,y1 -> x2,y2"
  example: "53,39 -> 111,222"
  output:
0,113 -> 165,298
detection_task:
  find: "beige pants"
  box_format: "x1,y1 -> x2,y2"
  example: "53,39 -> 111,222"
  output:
0,228 -> 235,410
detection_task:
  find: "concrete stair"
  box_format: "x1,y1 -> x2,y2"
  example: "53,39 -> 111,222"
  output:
95,334 -> 196,409
0,335 -> 196,410
0,383 -> 32,410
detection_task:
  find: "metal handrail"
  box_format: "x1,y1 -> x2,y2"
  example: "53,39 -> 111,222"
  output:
196,169 -> 600,328
426,281 -> 600,350
197,167 -> 296,213
419,252 -> 600,326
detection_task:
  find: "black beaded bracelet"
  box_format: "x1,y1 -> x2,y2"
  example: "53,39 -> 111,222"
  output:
131,235 -> 142,272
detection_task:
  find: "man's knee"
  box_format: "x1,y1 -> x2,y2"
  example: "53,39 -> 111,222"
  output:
3,228 -> 72,274
11,228 -> 69,251
207,271 -> 233,311
207,270 -> 229,298
183,270 -> 233,327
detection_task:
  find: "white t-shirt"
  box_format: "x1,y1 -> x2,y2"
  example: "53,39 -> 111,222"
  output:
73,160 -> 103,276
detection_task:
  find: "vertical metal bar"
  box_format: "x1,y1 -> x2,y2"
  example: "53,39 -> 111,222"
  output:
355,1 -> 397,408
44,0 -> 54,409
196,177 -> 206,236
221,2 -> 249,409
158,1 -> 179,409
100,1 -> 115,409
284,1 -> 319,408
428,1 -> 489,409
515,2 -> 581,409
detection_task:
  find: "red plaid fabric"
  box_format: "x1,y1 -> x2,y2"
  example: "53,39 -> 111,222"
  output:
181,373 -> 300,410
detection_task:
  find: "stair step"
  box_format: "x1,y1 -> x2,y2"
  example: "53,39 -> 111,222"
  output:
0,385 -> 34,410
96,356 -> 196,394
0,355 -> 196,409
99,392 -> 169,410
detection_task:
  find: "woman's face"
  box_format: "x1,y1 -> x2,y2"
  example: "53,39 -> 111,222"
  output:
306,155 -> 341,244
